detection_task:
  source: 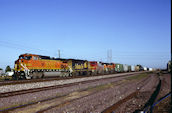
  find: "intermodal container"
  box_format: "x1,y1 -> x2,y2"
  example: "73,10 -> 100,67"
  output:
115,63 -> 124,72
123,64 -> 129,72
135,66 -> 140,71
131,65 -> 135,71
128,65 -> 131,72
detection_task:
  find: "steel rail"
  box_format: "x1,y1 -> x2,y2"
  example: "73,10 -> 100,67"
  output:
102,74 -> 152,113
0,73 -> 139,112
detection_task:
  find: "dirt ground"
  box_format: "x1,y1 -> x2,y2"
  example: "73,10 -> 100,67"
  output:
153,73 -> 171,113
114,73 -> 171,113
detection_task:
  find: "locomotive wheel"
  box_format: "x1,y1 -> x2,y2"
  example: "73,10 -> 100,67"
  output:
72,72 -> 77,76
79,72 -> 83,76
30,72 -> 42,79
91,72 -> 95,76
64,72 -> 70,77
88,71 -> 91,75
76,72 -> 80,76
84,71 -> 88,76
12,74 -> 19,80
41,73 -> 44,78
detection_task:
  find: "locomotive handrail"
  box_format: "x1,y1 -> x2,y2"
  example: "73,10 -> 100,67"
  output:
20,63 -> 29,71
20,63 -> 30,79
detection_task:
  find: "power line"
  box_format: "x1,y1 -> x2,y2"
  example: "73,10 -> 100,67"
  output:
0,40 -> 51,54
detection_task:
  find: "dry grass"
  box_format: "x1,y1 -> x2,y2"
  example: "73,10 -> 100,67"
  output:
0,76 -> 12,81
126,73 -> 148,80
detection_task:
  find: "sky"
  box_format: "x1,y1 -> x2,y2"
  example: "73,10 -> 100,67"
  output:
0,0 -> 171,70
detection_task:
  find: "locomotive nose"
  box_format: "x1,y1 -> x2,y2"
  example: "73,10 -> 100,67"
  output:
14,59 -> 23,71
14,60 -> 19,70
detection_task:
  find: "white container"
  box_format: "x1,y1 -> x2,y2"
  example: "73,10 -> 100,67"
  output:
123,64 -> 128,72
131,65 -> 135,71
149,68 -> 153,71
143,67 -> 147,71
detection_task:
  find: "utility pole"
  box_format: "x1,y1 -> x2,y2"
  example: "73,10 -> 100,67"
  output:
107,50 -> 109,63
58,50 -> 60,58
107,49 -> 112,63
110,49 -> 112,63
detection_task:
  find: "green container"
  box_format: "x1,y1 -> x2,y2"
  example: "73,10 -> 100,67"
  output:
115,63 -> 124,72
128,65 -> 131,72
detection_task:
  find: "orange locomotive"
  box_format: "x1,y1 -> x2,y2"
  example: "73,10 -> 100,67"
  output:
14,53 -> 69,79
88,61 -> 104,75
102,63 -> 115,74
108,63 -> 116,73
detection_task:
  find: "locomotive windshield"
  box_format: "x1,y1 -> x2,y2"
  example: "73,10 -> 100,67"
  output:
19,56 -> 32,60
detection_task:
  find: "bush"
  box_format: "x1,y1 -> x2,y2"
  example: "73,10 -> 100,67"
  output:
5,66 -> 11,72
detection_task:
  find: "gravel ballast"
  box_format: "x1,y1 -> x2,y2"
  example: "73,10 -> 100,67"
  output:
46,74 -> 158,113
0,74 -> 131,109
0,72 -> 144,93
114,73 -> 160,113
6,73 -> 155,113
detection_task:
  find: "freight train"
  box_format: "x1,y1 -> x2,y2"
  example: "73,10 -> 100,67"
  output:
13,53 -> 146,79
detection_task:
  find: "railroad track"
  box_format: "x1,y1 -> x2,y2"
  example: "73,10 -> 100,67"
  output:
36,72 -> 153,113
0,76 -> 72,86
0,74 -> 107,86
102,73 -> 154,113
0,72 -> 145,112
0,73 -> 138,98
0,74 -> 108,86
0,71 -> 148,86
0,72 -> 149,94
140,72 -> 171,112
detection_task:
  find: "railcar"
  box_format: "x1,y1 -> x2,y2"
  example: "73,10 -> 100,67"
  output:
123,64 -> 129,72
107,63 -> 115,74
88,61 -> 99,75
88,61 -> 104,75
131,65 -> 135,72
115,63 -> 124,72
135,65 -> 140,72
97,62 -> 104,74
66,59 -> 88,76
102,63 -> 109,74
143,67 -> 148,71
128,65 -> 131,72
101,63 -> 115,74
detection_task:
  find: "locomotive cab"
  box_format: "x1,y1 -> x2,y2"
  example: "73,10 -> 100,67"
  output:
14,54 -> 32,79
15,55 -> 32,71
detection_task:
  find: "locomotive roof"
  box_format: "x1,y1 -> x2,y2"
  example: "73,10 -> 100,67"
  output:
67,59 -> 87,61
20,54 -> 116,64
20,53 -> 87,61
